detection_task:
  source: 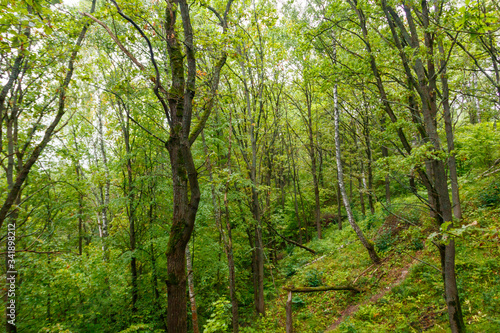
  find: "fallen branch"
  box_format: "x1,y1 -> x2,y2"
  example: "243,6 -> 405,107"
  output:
353,256 -> 390,284
283,285 -> 361,293
403,251 -> 442,273
478,158 -> 500,179
269,224 -> 317,254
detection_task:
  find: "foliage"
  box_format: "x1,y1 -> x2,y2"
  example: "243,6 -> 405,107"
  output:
203,297 -> 232,333
375,232 -> 396,253
478,180 -> 500,207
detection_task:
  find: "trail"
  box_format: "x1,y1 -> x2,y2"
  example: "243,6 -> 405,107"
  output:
325,258 -> 417,331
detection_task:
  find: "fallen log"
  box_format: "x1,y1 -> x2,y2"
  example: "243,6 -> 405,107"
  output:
283,285 -> 361,293
284,284 -> 361,332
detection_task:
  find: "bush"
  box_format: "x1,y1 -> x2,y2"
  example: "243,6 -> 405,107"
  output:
203,297 -> 231,333
292,295 -> 306,310
375,232 -> 395,253
411,238 -> 424,251
305,269 -> 323,287
478,181 -> 500,207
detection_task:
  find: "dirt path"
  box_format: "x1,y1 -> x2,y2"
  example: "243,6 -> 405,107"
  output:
325,258 -> 416,331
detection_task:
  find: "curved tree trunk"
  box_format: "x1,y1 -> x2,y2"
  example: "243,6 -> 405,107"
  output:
333,82 -> 380,264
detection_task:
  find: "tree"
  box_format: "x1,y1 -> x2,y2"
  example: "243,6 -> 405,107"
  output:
84,0 -> 233,330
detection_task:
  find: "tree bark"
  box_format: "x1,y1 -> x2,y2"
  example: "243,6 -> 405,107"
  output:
438,40 -> 462,220
304,84 -> 322,239
286,291 -> 293,333
334,82 -> 380,264
185,246 -> 199,333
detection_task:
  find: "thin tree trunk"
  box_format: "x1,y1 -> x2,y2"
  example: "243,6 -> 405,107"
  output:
305,85 -> 322,239
354,128 -> 366,216
239,55 -> 265,316
185,246 -> 199,333
285,112 -> 303,243
363,108 -> 375,214
97,108 -> 110,240
333,83 -> 380,264
438,40 -> 462,220
224,189 -> 239,333
336,180 -> 342,230
286,291 -> 293,333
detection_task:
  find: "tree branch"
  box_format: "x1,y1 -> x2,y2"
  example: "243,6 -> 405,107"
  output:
81,12 -> 146,71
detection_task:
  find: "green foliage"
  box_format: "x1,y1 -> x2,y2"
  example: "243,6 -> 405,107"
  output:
478,180 -> 500,207
39,323 -> 74,333
375,232 -> 396,253
305,269 -> 323,287
454,123 -> 500,176
118,324 -> 155,333
291,295 -> 306,310
203,297 -> 231,333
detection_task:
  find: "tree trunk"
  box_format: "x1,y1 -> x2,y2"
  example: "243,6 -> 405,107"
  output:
239,55 -> 265,316
286,119 -> 303,243
438,40 -> 462,220
333,83 -> 380,264
165,136 -> 200,333
185,246 -> 200,333
362,108 -> 375,214
97,109 -> 110,241
202,126 -> 239,332
379,1 -> 466,330
224,192 -> 239,333
305,86 -> 322,239
286,291 -> 293,333
336,181 -> 342,230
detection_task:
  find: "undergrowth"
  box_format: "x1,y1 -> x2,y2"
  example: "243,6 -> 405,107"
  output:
249,175 -> 500,332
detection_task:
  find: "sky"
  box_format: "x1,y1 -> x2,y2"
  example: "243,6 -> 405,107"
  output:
63,0 -> 80,5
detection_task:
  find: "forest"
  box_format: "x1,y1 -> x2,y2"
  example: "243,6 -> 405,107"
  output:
1,0 -> 500,332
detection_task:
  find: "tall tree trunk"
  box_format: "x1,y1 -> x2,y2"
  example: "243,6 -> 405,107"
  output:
165,137 -> 200,333
382,146 -> 391,205
336,180 -> 342,230
286,114 -> 303,243
202,125 -> 239,332
333,83 -> 380,264
239,54 -> 265,316
97,108 -> 110,241
224,113 -> 239,332
379,1 -> 466,330
114,98 -> 139,313
362,109 -> 375,214
224,189 -> 239,333
5,101 -> 20,333
291,158 -> 303,244
305,86 -> 322,239
354,126 -> 366,216
185,246 -> 199,333
438,40 -> 462,220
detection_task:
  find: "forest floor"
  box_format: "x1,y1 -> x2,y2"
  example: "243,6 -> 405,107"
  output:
252,175 -> 500,333
325,256 -> 417,331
